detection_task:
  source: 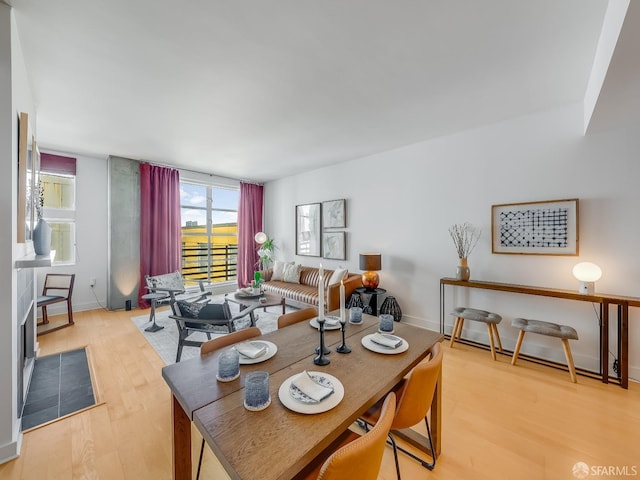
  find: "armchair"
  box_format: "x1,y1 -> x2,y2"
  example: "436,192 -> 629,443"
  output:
169,299 -> 261,362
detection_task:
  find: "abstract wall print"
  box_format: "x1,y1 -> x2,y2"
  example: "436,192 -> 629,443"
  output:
491,199 -> 579,255
296,203 -> 321,256
322,199 -> 346,228
323,231 -> 346,260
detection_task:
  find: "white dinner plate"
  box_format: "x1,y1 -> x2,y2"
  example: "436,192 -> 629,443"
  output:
236,341 -> 278,365
309,316 -> 342,330
278,372 -> 344,414
361,334 -> 409,355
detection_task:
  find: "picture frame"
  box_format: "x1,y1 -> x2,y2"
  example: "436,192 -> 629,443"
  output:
17,112 -> 34,243
322,199 -> 346,228
491,198 -> 579,255
323,231 -> 346,260
296,203 -> 321,256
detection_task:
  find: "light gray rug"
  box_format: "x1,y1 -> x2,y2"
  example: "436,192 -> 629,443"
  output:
130,296 -> 294,365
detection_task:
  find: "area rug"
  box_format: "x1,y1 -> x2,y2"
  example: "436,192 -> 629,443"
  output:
131,295 -> 296,365
22,346 -> 99,431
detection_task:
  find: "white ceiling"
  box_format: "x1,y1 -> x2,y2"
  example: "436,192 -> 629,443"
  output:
11,0 -> 627,182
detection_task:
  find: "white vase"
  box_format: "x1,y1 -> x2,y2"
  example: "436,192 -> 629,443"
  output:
33,218 -> 51,256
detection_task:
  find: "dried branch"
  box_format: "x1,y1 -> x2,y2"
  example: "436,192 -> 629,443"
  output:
448,223 -> 481,259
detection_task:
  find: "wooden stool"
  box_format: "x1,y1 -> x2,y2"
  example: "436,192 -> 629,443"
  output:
511,318 -> 579,383
449,307 -> 503,360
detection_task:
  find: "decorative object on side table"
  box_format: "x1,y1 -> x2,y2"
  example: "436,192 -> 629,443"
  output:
572,262 -> 602,295
449,222 -> 481,281
379,295 -> 402,322
346,293 -> 364,309
359,253 -> 382,290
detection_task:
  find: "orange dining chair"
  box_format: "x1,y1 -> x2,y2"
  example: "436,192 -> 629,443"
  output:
297,392 -> 396,480
196,326 -> 262,480
360,342 -> 443,479
277,307 -> 318,329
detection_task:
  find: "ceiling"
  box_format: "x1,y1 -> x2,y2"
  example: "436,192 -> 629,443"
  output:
11,1 -> 630,182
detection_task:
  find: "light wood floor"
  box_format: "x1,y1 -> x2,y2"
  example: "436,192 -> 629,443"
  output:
1,308 -> 638,480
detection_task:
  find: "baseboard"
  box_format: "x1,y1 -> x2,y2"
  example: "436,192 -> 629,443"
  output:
0,420 -> 22,465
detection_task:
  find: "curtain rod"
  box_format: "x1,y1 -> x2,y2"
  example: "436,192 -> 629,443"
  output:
142,160 -> 263,185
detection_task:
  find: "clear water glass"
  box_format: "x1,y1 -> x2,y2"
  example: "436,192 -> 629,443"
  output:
244,371 -> 271,411
216,348 -> 240,382
379,313 -> 394,333
349,306 -> 363,323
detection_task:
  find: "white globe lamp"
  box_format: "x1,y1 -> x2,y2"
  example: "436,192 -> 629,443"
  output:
572,262 -> 602,295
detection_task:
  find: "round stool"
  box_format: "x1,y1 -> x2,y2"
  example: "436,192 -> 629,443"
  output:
449,307 -> 503,360
511,318 -> 579,383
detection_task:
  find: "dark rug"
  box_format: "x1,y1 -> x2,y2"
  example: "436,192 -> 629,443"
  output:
21,347 -> 97,431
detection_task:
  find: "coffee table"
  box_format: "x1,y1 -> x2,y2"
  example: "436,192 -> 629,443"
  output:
225,292 -> 286,325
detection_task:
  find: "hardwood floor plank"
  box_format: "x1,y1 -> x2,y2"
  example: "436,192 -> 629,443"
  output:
0,308 -> 638,480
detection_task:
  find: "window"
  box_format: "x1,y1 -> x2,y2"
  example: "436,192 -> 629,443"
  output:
39,153 -> 76,265
180,181 -> 239,285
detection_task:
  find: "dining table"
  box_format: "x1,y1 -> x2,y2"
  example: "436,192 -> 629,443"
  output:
162,311 -> 444,480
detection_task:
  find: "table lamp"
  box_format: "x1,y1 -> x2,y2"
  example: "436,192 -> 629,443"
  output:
572,262 -> 602,295
359,253 -> 382,291
254,232 -> 267,245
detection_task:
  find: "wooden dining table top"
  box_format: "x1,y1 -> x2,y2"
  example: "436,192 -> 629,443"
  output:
162,311 -> 380,420
191,320 -> 443,480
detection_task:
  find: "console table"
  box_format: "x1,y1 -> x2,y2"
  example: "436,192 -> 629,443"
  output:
440,277 -> 640,389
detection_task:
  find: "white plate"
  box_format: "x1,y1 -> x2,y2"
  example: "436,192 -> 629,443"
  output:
361,334 -> 409,355
236,341 -> 278,365
278,372 -> 344,414
309,316 -> 342,330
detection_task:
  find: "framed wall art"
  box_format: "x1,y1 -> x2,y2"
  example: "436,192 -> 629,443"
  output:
322,199 -> 346,228
323,231 -> 346,260
296,203 -> 321,256
491,198 -> 579,255
17,112 -> 35,244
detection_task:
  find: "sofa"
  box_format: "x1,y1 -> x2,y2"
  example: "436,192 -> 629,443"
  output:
259,265 -> 362,312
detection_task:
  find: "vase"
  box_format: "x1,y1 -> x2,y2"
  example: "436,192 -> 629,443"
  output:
33,217 -> 51,256
346,293 -> 364,309
456,257 -> 470,281
379,296 -> 402,322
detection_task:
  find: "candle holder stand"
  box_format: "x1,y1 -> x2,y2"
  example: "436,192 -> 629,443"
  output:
313,319 -> 330,365
336,322 -> 351,354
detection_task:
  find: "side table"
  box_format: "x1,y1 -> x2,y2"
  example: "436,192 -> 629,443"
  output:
141,292 -> 169,332
354,287 -> 387,316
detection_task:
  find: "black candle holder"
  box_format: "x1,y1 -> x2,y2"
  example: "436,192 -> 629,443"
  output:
313,318 -> 330,366
336,321 -> 351,354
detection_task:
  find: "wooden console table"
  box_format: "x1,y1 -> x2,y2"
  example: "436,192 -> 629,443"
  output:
440,278 -> 640,389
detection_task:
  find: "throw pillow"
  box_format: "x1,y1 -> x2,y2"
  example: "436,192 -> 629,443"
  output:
328,267 -> 348,285
176,300 -> 207,318
282,263 -> 302,284
176,300 -> 230,319
272,260 -> 294,281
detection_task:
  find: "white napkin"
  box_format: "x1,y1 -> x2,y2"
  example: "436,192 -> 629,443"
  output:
291,371 -> 334,402
319,316 -> 340,326
370,333 -> 403,349
235,341 -> 267,359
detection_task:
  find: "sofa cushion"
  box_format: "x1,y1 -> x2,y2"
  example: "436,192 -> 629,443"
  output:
272,260 -> 293,281
328,267 -> 348,285
283,263 -> 302,283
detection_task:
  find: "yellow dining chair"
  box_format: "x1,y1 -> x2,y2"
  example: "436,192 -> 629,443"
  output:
360,342 -> 443,479
298,392 -> 396,480
277,307 -> 317,329
196,326 -> 262,479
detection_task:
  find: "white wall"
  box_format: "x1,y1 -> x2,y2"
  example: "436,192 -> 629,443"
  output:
35,151 -> 109,315
264,103 -> 640,381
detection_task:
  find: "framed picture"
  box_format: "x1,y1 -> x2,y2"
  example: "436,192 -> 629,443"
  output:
492,198 -> 579,255
17,112 -> 34,243
322,199 -> 346,228
323,231 -> 346,260
296,203 -> 321,256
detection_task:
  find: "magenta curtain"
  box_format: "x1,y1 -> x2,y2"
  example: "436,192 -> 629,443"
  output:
237,182 -> 264,287
138,163 -> 182,307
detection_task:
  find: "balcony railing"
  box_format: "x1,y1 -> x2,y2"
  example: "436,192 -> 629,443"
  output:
181,244 -> 238,285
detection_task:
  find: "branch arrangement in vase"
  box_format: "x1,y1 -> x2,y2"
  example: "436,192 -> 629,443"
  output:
448,222 -> 481,259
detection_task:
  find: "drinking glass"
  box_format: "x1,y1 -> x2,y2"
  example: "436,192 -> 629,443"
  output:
379,314 -> 394,333
349,306 -> 363,324
244,371 -> 271,411
216,348 -> 240,382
